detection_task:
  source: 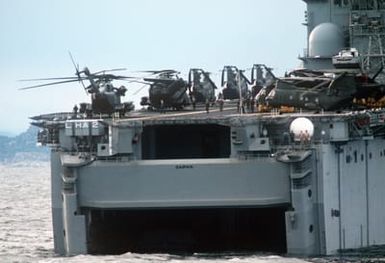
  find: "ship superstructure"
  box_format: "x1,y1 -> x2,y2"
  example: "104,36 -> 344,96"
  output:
31,0 -> 385,256
302,0 -> 385,80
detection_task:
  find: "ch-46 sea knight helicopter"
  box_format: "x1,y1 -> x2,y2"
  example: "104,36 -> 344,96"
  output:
20,62 -> 135,116
265,49 -> 385,111
221,66 -> 251,100
139,69 -> 191,110
188,68 -> 217,103
250,64 -> 276,104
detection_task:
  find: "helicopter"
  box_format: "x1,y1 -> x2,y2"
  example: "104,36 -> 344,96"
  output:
264,67 -> 385,111
250,64 -> 276,105
221,66 -> 251,100
188,68 -> 217,103
140,70 -> 190,110
20,66 -> 135,116
263,48 -> 385,111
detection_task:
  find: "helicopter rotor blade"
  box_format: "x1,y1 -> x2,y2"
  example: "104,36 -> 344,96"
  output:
136,69 -> 179,75
19,74 -> 135,82
94,68 -> 127,75
19,79 -> 81,90
19,77 -> 80,81
68,51 -> 87,92
101,74 -> 135,79
68,51 -> 79,73
133,83 -> 150,95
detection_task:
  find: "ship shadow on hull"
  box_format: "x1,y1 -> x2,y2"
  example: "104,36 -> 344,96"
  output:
86,206 -> 288,255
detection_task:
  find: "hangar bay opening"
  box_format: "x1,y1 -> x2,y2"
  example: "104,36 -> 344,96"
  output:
86,206 -> 288,255
141,124 -> 231,159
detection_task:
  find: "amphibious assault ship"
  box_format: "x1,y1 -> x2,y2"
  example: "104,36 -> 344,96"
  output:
29,0 -> 385,256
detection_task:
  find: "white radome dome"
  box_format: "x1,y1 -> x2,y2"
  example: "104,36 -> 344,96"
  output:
309,23 -> 344,57
290,117 -> 314,141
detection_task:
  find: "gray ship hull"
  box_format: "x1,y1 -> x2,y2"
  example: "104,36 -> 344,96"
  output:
38,108 -> 385,256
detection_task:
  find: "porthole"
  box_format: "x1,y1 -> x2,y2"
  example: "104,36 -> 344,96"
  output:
309,224 -> 314,233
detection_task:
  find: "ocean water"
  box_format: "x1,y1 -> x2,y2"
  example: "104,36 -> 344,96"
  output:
0,164 -> 384,263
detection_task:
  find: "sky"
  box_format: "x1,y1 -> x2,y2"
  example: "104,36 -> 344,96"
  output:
0,0 -> 306,135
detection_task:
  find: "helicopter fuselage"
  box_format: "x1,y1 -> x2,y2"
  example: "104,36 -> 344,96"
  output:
146,78 -> 190,109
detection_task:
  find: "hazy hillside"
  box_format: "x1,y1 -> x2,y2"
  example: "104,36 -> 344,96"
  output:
0,131 -> 16,137
0,126 -> 49,164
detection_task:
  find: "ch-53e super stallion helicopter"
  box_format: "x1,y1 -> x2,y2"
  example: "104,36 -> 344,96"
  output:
139,69 -> 191,110
20,59 -> 135,116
